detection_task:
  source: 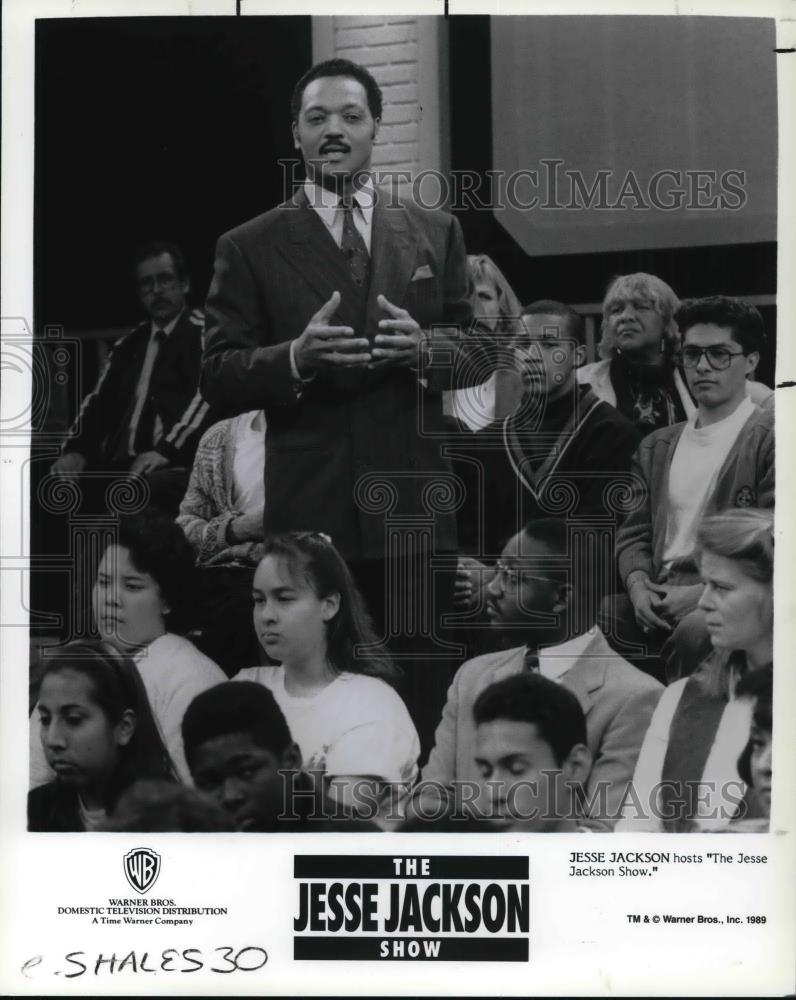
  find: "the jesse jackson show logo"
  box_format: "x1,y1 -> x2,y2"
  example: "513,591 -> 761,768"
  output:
294,855 -> 529,961
123,848 -> 161,895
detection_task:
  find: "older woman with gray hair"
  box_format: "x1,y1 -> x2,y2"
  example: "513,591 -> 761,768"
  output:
578,272 -> 772,436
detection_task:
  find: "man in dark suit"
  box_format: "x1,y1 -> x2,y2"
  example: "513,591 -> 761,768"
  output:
52,241 -> 211,515
201,59 -> 485,755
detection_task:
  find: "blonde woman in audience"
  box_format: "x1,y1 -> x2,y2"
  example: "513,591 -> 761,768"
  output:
618,509 -> 773,832
445,254 -> 524,430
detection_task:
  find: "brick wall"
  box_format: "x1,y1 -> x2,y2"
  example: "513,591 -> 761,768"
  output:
312,16 -> 445,179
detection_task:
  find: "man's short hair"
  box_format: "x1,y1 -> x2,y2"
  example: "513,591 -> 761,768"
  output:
675,295 -> 767,355
291,58 -> 383,122
182,682 -> 294,769
132,241 -> 189,282
520,518 -> 570,582
473,672 -> 587,767
522,517 -> 569,555
521,300 -> 585,346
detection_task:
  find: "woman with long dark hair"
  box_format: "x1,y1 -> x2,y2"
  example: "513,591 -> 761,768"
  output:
234,532 -> 419,811
619,508 -> 773,831
28,642 -> 176,831
30,509 -> 225,786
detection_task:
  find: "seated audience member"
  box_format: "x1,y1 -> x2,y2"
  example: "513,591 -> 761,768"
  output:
28,642 -> 176,831
419,518 -> 663,830
444,254 -> 524,430
618,509 -> 773,832
101,779 -> 235,832
50,242 -> 213,515
605,295 -> 774,681
182,681 -> 377,831
578,273 -> 773,437
454,301 -> 640,622
177,410 -> 267,675
471,672 -> 592,832
727,666 -> 773,832
233,532 -> 420,815
30,509 -> 225,787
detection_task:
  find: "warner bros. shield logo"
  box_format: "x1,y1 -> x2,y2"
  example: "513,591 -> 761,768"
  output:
124,848 -> 161,894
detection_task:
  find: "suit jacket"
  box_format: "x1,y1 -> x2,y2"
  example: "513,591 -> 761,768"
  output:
616,406 -> 775,586
420,629 -> 663,830
201,187 -> 481,561
64,307 -> 211,467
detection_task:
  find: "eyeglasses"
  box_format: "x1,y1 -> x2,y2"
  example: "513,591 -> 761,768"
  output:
679,346 -> 746,370
493,560 -> 557,591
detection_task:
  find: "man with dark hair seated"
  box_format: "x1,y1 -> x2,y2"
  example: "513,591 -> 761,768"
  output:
419,518 -> 662,830
472,672 -> 592,832
606,295 -> 774,682
401,671 -> 592,833
181,681 -> 377,831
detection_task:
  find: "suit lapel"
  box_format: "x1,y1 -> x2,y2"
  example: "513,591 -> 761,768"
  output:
559,632 -> 610,715
276,190 -> 363,331
364,190 -> 418,340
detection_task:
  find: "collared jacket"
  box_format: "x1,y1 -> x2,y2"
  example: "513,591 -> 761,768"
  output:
420,629 -> 663,830
63,308 -> 211,467
201,186 -> 488,562
615,406 -> 775,586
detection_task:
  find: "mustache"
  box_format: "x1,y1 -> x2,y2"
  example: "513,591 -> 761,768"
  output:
319,141 -> 351,153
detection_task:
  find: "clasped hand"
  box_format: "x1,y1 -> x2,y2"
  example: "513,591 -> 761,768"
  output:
292,291 -> 424,377
628,576 -> 702,633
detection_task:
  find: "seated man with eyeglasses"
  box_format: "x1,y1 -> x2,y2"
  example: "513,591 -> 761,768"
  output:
50,242 -> 213,515
415,518 -> 662,831
605,296 -> 774,682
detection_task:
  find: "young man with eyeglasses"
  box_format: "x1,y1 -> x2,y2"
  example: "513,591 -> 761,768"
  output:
607,296 -> 774,681
51,242 -> 213,515
415,518 -> 662,831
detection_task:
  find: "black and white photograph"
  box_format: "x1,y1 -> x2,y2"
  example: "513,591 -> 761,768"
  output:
1,1 -> 794,995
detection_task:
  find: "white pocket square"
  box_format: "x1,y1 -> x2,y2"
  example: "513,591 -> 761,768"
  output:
411,264 -> 434,281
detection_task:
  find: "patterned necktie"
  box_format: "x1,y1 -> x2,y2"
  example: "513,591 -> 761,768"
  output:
523,646 -> 540,672
340,201 -> 370,287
